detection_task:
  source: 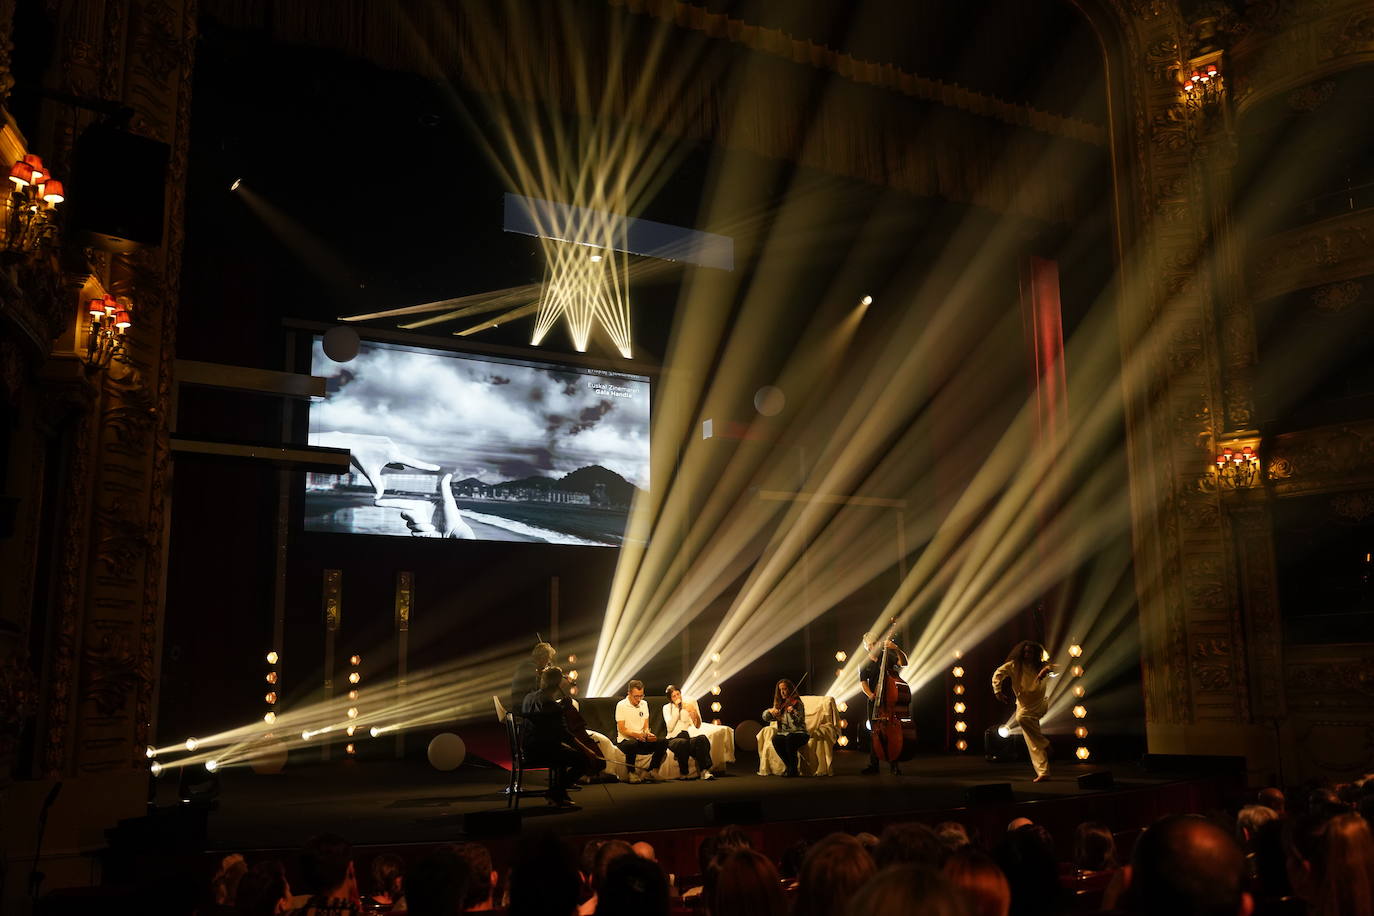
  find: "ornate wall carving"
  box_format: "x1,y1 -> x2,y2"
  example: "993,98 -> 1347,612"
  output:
1267,420 -> 1374,497
1248,209 -> 1374,304
1230,0 -> 1374,117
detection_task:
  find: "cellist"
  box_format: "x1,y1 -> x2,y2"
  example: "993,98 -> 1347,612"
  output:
859,631 -> 909,775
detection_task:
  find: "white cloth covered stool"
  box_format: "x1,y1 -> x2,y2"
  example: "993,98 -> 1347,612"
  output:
757,695 -> 839,776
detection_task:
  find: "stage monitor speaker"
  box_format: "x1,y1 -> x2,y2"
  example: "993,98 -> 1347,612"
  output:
706,799 -> 763,825
1078,771 -> 1114,791
68,123 -> 170,250
964,783 -> 1014,806
1140,754 -> 1245,775
464,808 -> 521,837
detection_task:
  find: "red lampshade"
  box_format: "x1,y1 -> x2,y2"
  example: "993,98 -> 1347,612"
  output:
114,310 -> 132,329
41,179 -> 64,204
89,298 -> 106,319
22,153 -> 43,170
8,161 -> 33,187
103,294 -> 118,315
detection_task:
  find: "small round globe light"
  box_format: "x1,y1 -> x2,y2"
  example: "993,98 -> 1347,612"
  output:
346,725 -> 356,736
348,689 -> 358,700
150,761 -> 163,776
955,739 -> 968,751
835,650 -> 847,662
568,670 -> 578,681
185,737 -> 199,752
266,671 -> 278,684
954,650 -> 963,660
710,685 -> 721,695
349,655 -> 361,666
369,727 -> 382,738
952,666 -> 964,678
997,726 -> 1011,739
570,686 -> 578,695
345,743 -> 356,755
347,707 -> 359,719
567,654 -> 577,664
860,295 -> 873,306
1074,726 -> 1088,739
265,691 -> 277,704
1076,746 -> 1090,760
953,702 -> 966,714
1072,705 -> 1087,719
264,712 -> 276,724
1072,685 -> 1085,698
205,760 -> 219,773
953,684 -> 965,695
145,745 -> 157,759
1071,665 -> 1084,678
1069,645 -> 1083,658
954,721 -> 967,733
266,651 -> 279,665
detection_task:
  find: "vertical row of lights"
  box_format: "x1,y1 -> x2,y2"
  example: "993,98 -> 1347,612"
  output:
709,652 -> 723,725
264,650 -> 280,725
952,650 -> 968,751
567,654 -> 579,696
344,654 -> 361,755
834,650 -> 850,747
1070,643 -> 1088,759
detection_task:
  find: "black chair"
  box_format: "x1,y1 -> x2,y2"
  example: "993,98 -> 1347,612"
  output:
493,696 -> 553,810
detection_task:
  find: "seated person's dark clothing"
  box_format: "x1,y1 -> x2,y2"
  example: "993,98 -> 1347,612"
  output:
510,665 -> 539,716
521,689 -> 590,797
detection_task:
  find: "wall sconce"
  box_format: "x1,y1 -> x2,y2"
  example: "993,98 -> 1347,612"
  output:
6,154 -> 65,254
1182,59 -> 1224,113
1214,445 -> 1259,489
85,293 -> 134,369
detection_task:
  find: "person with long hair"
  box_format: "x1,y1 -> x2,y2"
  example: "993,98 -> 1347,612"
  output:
707,848 -> 788,916
793,834 -> 875,916
845,865 -> 971,916
944,848 -> 1011,916
663,685 -> 715,780
1286,812 -> 1374,916
990,641 -> 1057,782
762,678 -> 808,777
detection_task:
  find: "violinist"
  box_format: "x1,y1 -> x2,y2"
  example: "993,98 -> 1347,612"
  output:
859,632 -> 909,775
991,640 -> 1057,782
763,679 -> 808,777
519,666 -> 587,809
663,686 -> 716,780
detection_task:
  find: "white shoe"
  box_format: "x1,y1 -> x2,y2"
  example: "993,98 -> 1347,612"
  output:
626,772 -> 643,784
701,771 -> 715,781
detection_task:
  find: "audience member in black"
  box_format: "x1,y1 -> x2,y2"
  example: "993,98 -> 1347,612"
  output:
844,864 -> 972,916
1235,807 -> 1279,881
450,842 -> 498,911
595,854 -> 670,916
520,665 -> 589,809
405,847 -> 470,916
509,831 -> 582,916
236,861 -> 292,916
794,833 -> 876,916
874,821 -> 946,869
779,840 -> 810,890
1130,814 -> 1252,916
291,835 -> 362,916
1285,812 -> 1374,916
996,825 -> 1063,916
364,854 -> 404,911
581,840 -> 636,915
707,848 -> 788,916
1073,822 -> 1118,873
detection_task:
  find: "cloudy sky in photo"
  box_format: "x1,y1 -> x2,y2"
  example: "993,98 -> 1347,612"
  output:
309,339 -> 651,489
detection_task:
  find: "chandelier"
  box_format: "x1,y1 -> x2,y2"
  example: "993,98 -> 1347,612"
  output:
1214,444 -> 1259,489
6,154 -> 65,254
85,294 -> 134,369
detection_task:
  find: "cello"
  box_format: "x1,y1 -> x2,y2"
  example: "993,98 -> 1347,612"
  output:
868,617 -> 917,765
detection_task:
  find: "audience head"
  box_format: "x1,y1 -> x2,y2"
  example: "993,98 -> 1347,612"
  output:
300,834 -> 356,899
997,825 -> 1061,916
1235,806 -> 1278,849
855,832 -> 879,852
539,665 -> 565,690
451,841 -> 497,910
1258,787 -> 1285,817
695,836 -> 719,878
1006,818 -> 1033,833
1130,814 -> 1251,916
510,831 -> 581,916
632,841 -> 656,862
406,847 -> 470,916
367,853 -> 404,903
211,854 -> 248,907
944,848 -> 1011,916
708,848 -> 788,916
593,839 -> 637,893
845,864 -> 971,916
596,854 -> 670,916
937,822 -> 972,852
1073,822 -> 1118,871
794,833 -> 876,916
780,840 -> 810,881
1286,812 -> 1374,916
875,821 -> 945,869
234,861 -> 290,916
716,825 -> 753,852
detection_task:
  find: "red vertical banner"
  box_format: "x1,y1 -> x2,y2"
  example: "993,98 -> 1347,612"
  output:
1019,256 -> 1068,639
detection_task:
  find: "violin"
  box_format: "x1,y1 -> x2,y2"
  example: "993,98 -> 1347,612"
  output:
868,617 -> 917,764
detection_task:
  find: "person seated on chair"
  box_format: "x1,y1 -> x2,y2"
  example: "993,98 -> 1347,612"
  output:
763,678 -> 808,777
510,641 -> 556,716
615,679 -> 667,783
520,666 -> 587,809
663,685 -> 715,780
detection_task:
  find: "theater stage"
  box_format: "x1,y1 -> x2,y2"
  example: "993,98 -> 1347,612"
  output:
180,742 -> 1232,864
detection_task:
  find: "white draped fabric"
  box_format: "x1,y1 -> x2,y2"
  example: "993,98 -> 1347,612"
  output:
756,695 -> 840,776
588,724 -> 736,779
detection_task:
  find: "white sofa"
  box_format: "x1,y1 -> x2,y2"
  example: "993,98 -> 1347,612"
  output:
756,695 -> 840,776
589,724 -> 736,780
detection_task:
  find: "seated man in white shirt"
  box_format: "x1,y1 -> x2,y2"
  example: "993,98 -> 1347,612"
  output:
615,679 -> 667,783
662,685 -> 715,780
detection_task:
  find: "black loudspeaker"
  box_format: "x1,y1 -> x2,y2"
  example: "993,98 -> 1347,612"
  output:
706,800 -> 763,825
68,123 -> 170,250
1140,754 -> 1245,775
1078,771 -> 1115,790
964,783 -> 1015,805
464,808 -> 521,836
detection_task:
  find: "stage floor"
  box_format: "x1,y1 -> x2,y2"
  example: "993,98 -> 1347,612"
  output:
185,747 -> 1214,853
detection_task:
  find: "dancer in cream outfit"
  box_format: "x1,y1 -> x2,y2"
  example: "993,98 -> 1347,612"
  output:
991,641 -> 1058,782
